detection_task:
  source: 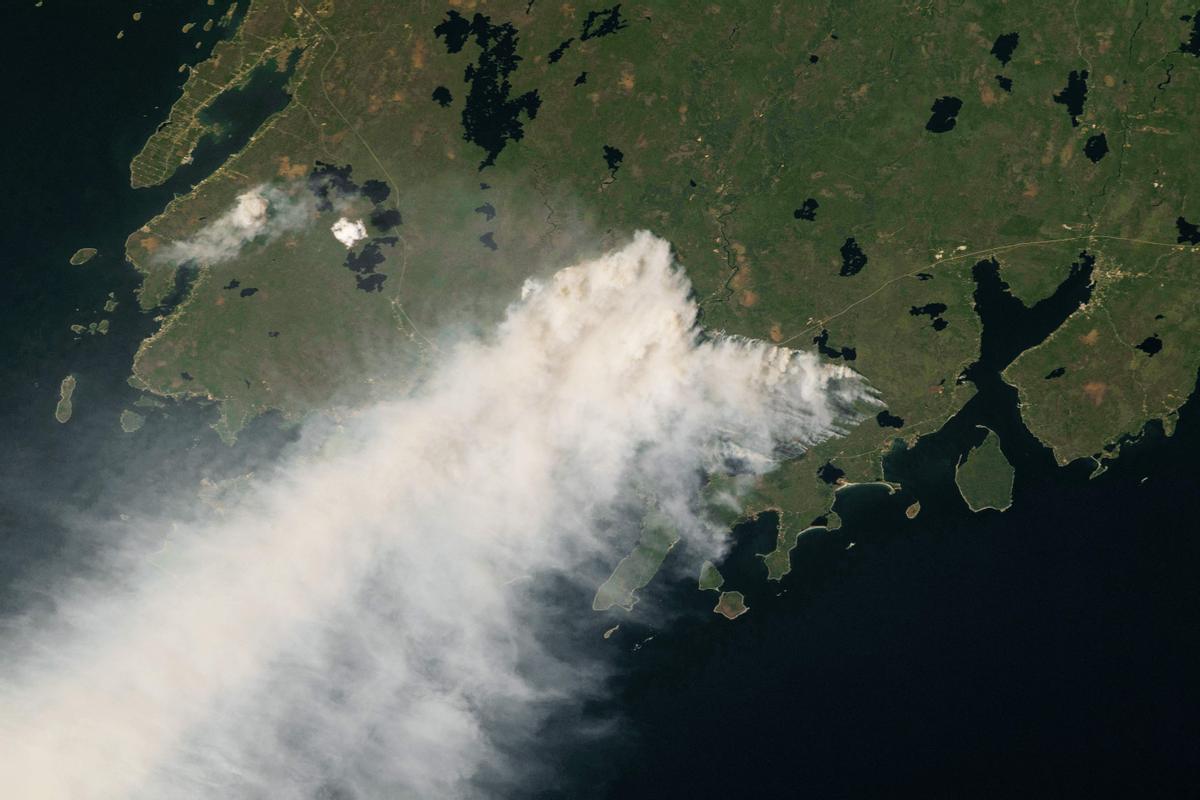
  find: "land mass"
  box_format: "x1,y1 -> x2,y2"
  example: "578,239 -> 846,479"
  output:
54,375 -> 76,424
714,591 -> 749,620
593,514 -> 679,612
698,561 -> 724,592
69,247 -> 97,266
123,0 -> 1200,605
955,427 -> 1016,512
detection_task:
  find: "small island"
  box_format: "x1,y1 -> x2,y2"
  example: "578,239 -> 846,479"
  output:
698,561 -> 724,592
592,513 -> 678,612
69,247 -> 98,266
54,375 -> 76,423
954,427 -> 1015,512
714,591 -> 748,620
70,319 -> 111,336
119,409 -> 145,433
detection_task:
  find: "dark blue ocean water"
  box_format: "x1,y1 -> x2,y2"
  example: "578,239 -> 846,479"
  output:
0,1 -> 297,605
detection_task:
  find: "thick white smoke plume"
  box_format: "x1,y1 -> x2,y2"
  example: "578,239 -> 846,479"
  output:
157,184 -> 312,265
0,232 -> 872,798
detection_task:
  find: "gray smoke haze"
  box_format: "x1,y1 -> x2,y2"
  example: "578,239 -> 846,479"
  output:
0,232 -> 873,798
156,184 -> 313,266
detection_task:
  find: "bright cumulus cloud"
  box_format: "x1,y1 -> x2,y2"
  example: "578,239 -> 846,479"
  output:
0,231 -> 874,799
330,217 -> 367,248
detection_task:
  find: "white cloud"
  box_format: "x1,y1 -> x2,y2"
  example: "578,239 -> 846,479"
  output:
330,217 -> 368,249
0,232 -> 873,798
